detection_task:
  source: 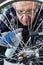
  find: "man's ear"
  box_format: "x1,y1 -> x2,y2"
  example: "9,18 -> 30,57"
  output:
12,2 -> 16,10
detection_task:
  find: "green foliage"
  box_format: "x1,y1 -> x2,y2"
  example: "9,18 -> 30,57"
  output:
0,6 -> 7,12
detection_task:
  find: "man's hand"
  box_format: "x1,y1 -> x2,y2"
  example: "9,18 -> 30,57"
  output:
0,28 -> 23,47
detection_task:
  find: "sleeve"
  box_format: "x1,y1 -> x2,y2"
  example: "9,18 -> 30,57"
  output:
0,13 -> 10,33
0,5 -> 16,33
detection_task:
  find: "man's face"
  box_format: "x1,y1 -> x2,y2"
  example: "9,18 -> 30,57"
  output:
13,1 -> 39,26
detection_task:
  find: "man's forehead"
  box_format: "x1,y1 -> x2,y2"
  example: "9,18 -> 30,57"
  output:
13,1 -> 39,10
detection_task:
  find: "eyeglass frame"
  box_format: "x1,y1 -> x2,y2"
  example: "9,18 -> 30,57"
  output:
16,7 -> 38,16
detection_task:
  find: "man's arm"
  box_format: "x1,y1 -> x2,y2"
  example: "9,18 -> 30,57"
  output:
0,13 -> 10,33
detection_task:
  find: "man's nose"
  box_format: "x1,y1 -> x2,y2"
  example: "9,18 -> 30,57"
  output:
23,13 -> 30,19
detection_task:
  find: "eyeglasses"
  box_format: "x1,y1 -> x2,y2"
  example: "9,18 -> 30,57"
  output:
16,8 -> 38,16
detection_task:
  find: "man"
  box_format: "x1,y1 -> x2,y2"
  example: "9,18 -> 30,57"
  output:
0,1 -> 43,65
